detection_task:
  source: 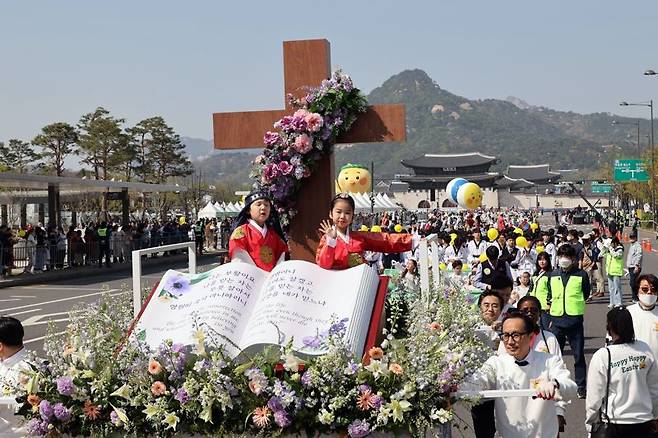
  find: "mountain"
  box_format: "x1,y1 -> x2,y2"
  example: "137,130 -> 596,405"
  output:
189,69 -> 644,184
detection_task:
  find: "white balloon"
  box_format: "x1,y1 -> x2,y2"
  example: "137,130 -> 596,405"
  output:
446,178 -> 468,204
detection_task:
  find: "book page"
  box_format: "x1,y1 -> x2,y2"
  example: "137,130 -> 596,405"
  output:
134,262 -> 267,354
239,261 -> 376,355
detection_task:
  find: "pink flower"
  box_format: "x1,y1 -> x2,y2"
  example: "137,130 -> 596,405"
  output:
151,381 -> 166,396
148,359 -> 163,375
263,131 -> 281,147
277,161 -> 293,176
293,134 -> 312,154
305,112 -> 324,132
252,406 -> 271,428
263,163 -> 280,182
294,109 -> 310,119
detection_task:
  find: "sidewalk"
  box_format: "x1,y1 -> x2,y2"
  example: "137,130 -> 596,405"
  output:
0,249 -> 227,289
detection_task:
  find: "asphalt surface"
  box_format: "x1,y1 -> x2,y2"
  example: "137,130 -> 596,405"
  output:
1,216 -> 656,437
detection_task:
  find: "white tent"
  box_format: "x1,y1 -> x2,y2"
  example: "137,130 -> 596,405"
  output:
198,202 -> 221,219
348,192 -> 401,212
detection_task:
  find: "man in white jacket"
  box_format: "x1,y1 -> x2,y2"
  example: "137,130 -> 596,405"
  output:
465,312 -> 577,437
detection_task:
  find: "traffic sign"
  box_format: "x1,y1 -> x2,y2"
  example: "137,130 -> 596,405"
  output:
613,159 -> 649,182
591,182 -> 612,194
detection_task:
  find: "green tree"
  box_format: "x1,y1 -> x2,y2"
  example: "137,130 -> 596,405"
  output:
32,122 -> 78,176
0,139 -> 41,173
77,107 -> 129,180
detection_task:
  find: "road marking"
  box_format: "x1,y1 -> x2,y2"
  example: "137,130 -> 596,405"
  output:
24,330 -> 67,345
9,308 -> 42,316
23,317 -> 70,327
9,295 -> 36,298
0,289 -> 120,313
0,299 -> 21,303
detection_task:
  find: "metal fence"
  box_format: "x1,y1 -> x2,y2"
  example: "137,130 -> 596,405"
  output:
0,232 -> 216,275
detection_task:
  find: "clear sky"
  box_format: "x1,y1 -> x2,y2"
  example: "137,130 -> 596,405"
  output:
2,0 -> 658,143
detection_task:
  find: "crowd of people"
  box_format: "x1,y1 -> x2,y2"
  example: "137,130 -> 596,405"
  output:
0,217 -> 235,277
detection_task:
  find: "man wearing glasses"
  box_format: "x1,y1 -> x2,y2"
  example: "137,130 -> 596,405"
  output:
463,312 -> 577,438
627,274 -> 658,359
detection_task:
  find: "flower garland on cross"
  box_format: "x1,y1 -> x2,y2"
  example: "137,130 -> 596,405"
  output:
250,70 -> 368,228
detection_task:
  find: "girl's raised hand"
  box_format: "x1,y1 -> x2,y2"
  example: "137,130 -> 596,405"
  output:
318,220 -> 337,239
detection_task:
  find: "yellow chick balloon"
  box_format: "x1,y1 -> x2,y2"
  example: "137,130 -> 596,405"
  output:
487,228 -> 499,241
515,236 -> 528,248
335,163 -> 372,193
370,225 -> 382,233
530,222 -> 539,231
439,262 -> 447,271
535,245 -> 545,253
179,216 -> 186,225
479,253 -> 488,262
513,228 -> 523,235
394,224 -> 403,233
360,225 -> 369,232
456,182 -> 483,210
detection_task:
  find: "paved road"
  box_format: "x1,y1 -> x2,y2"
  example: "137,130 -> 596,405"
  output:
0,256 -> 222,353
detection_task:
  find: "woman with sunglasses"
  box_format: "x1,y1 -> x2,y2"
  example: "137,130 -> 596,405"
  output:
627,274 -> 658,362
316,194 -> 416,270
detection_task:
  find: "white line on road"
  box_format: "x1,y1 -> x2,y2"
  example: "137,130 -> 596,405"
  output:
0,299 -> 21,302
9,308 -> 42,316
9,295 -> 36,298
0,289 -> 120,313
24,330 -> 67,345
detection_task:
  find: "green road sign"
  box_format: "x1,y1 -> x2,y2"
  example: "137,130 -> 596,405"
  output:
591,182 -> 612,194
613,159 -> 649,182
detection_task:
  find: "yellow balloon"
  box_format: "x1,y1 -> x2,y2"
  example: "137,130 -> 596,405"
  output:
456,182 -> 483,210
463,263 -> 470,271
371,225 -> 382,233
439,262 -> 447,271
479,253 -> 489,262
450,233 -> 457,244
515,236 -> 527,248
487,228 -> 499,241
513,227 -> 523,235
18,230 -> 25,237
394,224 -> 403,233
360,225 -> 369,232
535,245 -> 545,253
179,216 -> 186,225
530,222 -> 539,231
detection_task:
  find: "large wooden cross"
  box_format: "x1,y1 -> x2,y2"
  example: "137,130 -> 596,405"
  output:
213,39 -> 406,262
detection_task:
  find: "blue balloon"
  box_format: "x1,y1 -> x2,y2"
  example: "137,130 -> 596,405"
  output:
447,178 -> 468,204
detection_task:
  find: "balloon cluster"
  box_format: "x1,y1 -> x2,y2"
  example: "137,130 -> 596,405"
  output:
446,178 -> 483,210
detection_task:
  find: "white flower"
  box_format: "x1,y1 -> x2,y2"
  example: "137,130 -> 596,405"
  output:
365,360 -> 389,380
318,409 -> 334,425
389,399 -> 412,423
430,408 -> 453,424
282,351 -> 303,372
377,405 -> 392,425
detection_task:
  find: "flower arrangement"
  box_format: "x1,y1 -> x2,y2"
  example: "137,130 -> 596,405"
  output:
13,279 -> 489,437
250,70 -> 368,227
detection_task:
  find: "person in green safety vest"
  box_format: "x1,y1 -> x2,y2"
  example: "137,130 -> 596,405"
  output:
546,243 -> 590,399
96,221 -> 112,268
601,236 -> 624,308
530,251 -> 553,330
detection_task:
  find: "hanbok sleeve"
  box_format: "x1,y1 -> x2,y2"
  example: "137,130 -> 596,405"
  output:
228,225 -> 248,260
357,232 -> 412,254
316,235 -> 335,270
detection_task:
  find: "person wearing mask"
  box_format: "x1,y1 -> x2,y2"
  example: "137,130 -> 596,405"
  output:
471,290 -> 504,438
464,312 -> 577,438
585,307 -> 658,436
546,243 -> 590,399
626,231 -> 643,303
602,236 -> 625,308
627,274 -> 658,359
531,252 -> 553,330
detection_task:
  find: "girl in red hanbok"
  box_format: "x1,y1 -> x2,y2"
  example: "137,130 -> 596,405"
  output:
316,194 -> 416,270
229,192 -> 289,272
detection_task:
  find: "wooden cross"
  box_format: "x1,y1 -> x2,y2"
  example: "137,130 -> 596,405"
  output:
213,39 -> 406,262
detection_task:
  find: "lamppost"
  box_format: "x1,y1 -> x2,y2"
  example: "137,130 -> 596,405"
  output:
620,100 -> 654,224
611,119 -> 641,158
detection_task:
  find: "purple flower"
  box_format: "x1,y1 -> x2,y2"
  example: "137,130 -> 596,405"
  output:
39,399 -> 54,420
171,343 -> 186,354
26,418 -> 48,436
345,360 -> 359,375
275,116 -> 294,132
347,419 -> 370,438
329,317 -> 349,335
267,396 -> 283,412
371,394 -> 383,409
357,384 -> 371,394
277,161 -> 293,176
110,410 -> 121,426
301,371 -> 313,388
302,335 -> 322,349
290,115 -> 308,132
293,166 -> 305,180
175,387 -> 190,405
162,274 -> 191,297
264,131 -> 281,147
263,163 -> 280,182
56,376 -> 76,396
53,403 -> 71,422
274,410 -> 291,428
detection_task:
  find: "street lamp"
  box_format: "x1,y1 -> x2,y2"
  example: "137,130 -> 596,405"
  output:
620,100 -> 655,225
611,119 -> 641,158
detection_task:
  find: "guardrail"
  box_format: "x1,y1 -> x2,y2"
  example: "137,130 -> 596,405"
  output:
131,242 -> 197,317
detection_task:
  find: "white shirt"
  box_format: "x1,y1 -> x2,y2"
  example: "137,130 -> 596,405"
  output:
466,349 -> 577,438
443,244 -> 468,263
0,348 -> 30,437
467,239 -> 488,264
585,341 -> 658,427
627,303 -> 658,360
